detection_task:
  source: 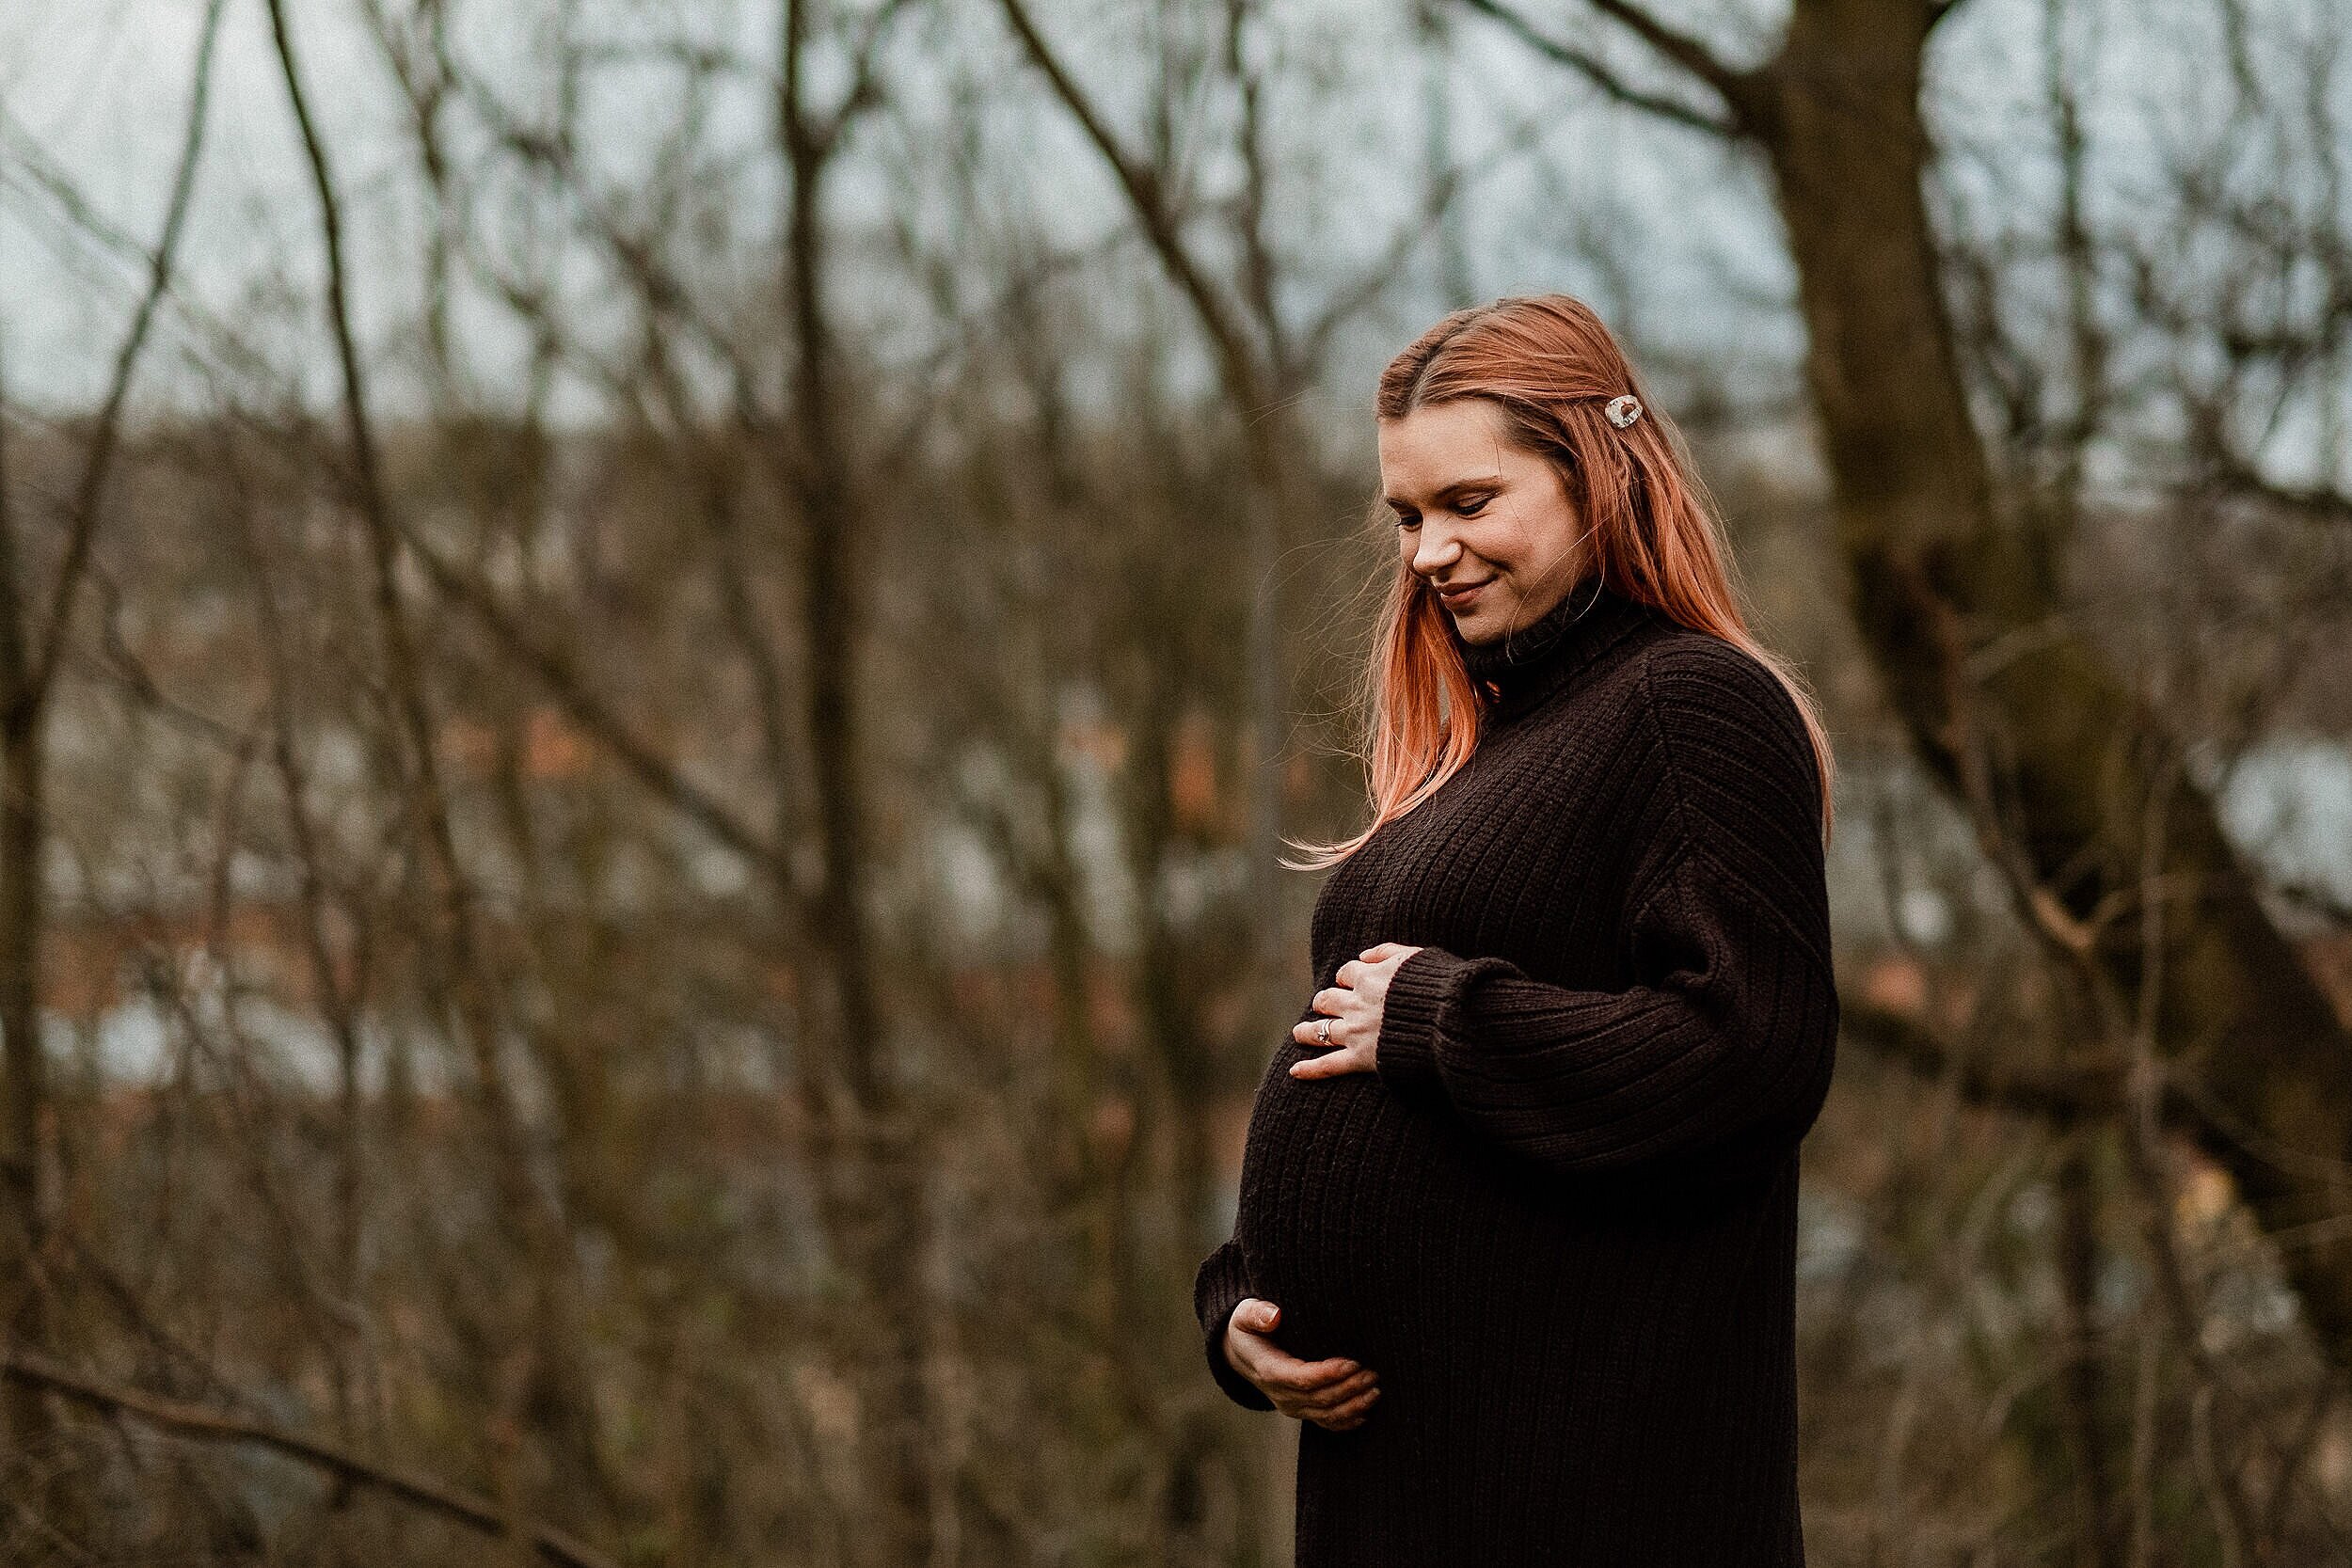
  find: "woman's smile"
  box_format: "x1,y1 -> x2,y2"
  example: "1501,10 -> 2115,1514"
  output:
1379,399 -> 1590,641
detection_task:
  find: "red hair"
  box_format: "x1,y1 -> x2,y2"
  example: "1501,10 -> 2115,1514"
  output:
1281,293 -> 1836,871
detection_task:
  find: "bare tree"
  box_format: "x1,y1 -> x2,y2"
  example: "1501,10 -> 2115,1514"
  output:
1460,0 -> 2352,1379
0,0 -> 226,1527
5,2 -> 2345,1562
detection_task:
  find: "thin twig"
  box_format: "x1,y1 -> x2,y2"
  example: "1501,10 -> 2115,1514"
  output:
0,1349 -> 618,1568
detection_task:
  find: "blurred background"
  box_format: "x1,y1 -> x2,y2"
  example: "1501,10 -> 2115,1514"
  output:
2,0 -> 2349,1562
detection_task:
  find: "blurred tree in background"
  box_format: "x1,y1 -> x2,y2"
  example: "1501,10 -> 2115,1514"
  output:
0,0 -> 2347,1563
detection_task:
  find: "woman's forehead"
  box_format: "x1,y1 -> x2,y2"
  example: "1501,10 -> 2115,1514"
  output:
1378,402 -> 1523,495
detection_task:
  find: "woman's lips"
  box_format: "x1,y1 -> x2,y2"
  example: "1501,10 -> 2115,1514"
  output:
1437,580 -> 1489,608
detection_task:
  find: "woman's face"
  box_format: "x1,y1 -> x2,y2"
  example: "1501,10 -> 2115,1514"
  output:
1377,397 -> 1589,644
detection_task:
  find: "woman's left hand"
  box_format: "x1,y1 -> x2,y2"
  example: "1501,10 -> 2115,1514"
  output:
1290,943 -> 1423,1079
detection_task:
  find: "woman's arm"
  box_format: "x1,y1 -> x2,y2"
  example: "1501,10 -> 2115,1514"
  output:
1371,639 -> 1840,1192
1194,1236 -> 1277,1411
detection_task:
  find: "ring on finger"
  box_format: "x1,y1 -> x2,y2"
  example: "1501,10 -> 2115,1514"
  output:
1316,1017 -> 1332,1045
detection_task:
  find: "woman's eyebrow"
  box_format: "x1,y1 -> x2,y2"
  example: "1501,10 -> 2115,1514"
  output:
1385,475 -> 1502,509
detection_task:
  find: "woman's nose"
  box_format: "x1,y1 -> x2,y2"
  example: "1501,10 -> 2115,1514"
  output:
1412,532 -> 1464,579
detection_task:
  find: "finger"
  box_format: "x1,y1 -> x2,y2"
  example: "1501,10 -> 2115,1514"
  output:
1272,1354 -> 1361,1393
1359,943 -> 1405,960
1315,1386 -> 1383,1429
1290,1047 -> 1372,1079
1299,1369 -> 1377,1410
1289,1354 -> 1364,1391
1297,1360 -> 1373,1396
1227,1300 -> 1279,1343
1293,1011 -> 1343,1045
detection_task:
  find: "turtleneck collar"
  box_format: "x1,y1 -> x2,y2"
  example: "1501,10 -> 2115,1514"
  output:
1447,575 -> 1655,724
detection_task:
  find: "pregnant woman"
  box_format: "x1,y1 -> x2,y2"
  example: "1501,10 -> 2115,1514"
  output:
1193,293 -> 1841,1566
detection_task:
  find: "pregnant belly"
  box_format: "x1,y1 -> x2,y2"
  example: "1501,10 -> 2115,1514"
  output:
1232,1047 -> 1562,1368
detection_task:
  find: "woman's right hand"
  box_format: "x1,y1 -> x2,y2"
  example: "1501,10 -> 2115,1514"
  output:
1223,1298 -> 1381,1430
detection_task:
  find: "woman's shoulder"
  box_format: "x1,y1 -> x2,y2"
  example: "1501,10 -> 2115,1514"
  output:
1629,624 -> 1820,809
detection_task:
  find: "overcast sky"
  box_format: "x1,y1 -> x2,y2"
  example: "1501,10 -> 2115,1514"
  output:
0,0 -> 2334,452
0,0 -> 1822,422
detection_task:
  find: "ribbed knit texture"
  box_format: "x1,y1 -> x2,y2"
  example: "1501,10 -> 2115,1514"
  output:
1193,580 -> 1839,1566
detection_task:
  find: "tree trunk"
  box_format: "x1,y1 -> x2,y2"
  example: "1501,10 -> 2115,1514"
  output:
1755,0 -> 2352,1366
779,4 -> 935,1560
0,688 -> 58,1489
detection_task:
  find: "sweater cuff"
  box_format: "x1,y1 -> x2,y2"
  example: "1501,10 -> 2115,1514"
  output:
1375,946 -> 1462,1101
1193,1239 -> 1275,1412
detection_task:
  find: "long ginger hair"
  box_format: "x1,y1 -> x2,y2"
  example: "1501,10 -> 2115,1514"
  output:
1280,293 -> 1836,871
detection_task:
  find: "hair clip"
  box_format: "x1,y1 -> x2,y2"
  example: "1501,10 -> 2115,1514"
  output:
1604,394 -> 1644,430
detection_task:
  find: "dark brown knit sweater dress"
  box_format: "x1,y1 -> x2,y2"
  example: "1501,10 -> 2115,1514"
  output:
1194,578 -> 1839,1567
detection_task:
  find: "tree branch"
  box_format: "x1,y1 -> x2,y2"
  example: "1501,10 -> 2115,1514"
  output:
1587,0 -> 1750,99
0,1349 -> 618,1568
33,0 -> 227,700
993,0 -> 1272,408
387,515 -> 792,888
2204,448 -> 2352,529
271,1 -> 789,899
808,0 -> 924,161
1842,996 -> 2126,1126
1298,95 -> 1570,368
1456,0 -> 1742,139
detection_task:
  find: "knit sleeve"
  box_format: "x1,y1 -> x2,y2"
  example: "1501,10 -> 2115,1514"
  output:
1373,638 -> 1839,1191
1193,1235 -> 1276,1411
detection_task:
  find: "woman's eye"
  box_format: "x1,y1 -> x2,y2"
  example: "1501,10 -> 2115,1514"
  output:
1392,513 -> 1418,530
1457,496 -> 1491,516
